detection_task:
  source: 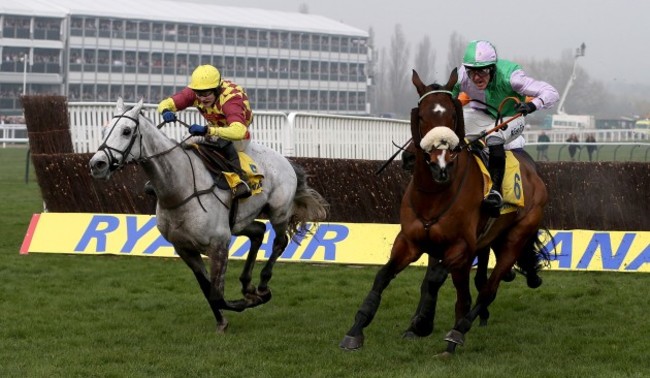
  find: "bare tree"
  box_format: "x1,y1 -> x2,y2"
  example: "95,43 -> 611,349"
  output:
446,32 -> 467,75
385,24 -> 411,117
414,35 -> 436,84
298,3 -> 309,14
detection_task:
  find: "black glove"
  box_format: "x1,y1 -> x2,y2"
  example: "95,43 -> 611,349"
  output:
514,102 -> 537,116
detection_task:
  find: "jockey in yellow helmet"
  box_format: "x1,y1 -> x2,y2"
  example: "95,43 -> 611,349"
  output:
157,64 -> 254,199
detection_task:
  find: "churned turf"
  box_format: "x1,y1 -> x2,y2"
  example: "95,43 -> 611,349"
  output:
1,147 -> 647,378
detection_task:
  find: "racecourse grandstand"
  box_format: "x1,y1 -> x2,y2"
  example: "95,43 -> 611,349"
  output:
0,1 -> 372,116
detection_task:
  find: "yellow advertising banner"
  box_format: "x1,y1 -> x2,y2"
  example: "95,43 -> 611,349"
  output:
20,213 -> 650,273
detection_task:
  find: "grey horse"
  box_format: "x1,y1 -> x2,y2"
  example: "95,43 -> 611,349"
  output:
89,98 -> 328,332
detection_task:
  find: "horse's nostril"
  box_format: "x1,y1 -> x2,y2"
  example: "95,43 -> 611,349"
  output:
91,160 -> 107,171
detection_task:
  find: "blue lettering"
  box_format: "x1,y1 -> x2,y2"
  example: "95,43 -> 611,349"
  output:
281,224 -> 313,259
121,216 -> 158,253
549,231 -> 573,269
626,244 -> 650,271
142,234 -> 173,254
231,222 -> 275,258
299,224 -> 349,261
75,215 -> 119,252
230,235 -> 252,257
577,233 -> 635,270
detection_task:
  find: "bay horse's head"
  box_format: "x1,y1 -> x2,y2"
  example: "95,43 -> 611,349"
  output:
411,69 -> 465,184
89,97 -> 145,179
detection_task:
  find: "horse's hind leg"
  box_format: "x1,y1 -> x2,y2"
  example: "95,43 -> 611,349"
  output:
235,221 -> 267,298
403,255 -> 448,339
255,227 -> 290,303
473,247 -> 491,327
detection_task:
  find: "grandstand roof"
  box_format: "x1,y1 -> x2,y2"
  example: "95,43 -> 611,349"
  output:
0,0 -> 368,37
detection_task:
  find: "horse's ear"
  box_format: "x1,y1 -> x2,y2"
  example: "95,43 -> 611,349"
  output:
445,68 -> 459,90
115,97 -> 124,114
412,69 -> 426,96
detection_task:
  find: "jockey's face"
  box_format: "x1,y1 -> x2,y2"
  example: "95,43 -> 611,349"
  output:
466,67 -> 490,90
193,89 -> 217,107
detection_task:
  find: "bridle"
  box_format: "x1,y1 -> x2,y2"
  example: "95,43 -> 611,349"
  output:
410,88 -> 469,231
415,89 -> 461,173
96,112 -> 142,173
97,110 -> 184,173
96,109 -> 220,212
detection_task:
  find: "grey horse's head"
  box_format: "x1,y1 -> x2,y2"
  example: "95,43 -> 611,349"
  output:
89,98 -> 144,179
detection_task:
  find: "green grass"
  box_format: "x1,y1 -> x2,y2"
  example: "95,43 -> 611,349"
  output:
1,147 -> 649,377
524,144 -> 650,162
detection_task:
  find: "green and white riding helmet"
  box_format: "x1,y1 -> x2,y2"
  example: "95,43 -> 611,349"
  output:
463,40 -> 498,68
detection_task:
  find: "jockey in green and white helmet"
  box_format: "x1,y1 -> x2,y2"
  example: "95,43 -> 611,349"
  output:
452,40 -> 559,217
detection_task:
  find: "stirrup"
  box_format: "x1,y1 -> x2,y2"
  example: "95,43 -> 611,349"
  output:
232,181 -> 251,199
484,189 -> 503,208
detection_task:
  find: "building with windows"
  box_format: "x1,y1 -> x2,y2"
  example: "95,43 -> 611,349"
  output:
0,1 -> 372,116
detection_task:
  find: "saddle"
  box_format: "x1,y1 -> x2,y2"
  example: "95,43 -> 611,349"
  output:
188,142 -> 264,195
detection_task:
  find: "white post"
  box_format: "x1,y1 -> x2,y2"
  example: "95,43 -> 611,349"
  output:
22,53 -> 29,95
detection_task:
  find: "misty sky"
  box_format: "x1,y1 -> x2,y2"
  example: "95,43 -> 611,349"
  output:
215,0 -> 649,87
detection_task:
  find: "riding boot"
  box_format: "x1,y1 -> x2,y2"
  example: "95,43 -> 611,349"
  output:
484,144 -> 505,217
143,180 -> 156,196
220,140 -> 251,199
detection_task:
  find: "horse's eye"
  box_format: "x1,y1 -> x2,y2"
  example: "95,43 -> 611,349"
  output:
122,128 -> 132,137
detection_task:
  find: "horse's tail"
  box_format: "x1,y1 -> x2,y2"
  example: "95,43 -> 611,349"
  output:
287,162 -> 329,240
516,226 -> 556,277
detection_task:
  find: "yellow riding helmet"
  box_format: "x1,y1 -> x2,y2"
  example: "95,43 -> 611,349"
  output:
188,65 -> 221,90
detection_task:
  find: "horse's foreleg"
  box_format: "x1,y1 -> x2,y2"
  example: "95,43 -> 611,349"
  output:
443,262 -> 473,354
340,234 -> 419,351
403,254 -> 448,339
206,243 -> 251,313
236,221 -> 267,298
177,249 -> 229,333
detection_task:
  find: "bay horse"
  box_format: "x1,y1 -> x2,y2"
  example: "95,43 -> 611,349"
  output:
340,69 -> 552,354
89,98 -> 328,332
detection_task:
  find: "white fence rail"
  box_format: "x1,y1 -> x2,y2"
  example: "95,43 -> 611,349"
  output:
67,102 -> 411,158
4,102 -> 649,160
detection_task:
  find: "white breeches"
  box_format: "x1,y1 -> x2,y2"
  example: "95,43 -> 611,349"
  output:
463,107 -> 526,146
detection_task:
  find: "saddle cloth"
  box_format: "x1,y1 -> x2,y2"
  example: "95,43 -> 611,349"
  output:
189,143 -> 264,196
474,151 -> 525,215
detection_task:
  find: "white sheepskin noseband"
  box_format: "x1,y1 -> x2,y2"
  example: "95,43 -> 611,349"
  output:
420,127 -> 459,152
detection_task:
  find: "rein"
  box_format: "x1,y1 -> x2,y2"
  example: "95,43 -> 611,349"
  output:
410,149 -> 471,232
101,111 -> 225,213
411,87 -> 469,232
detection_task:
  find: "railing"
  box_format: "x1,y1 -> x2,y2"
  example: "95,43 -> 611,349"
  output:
5,103 -> 650,161
0,124 -> 29,147
65,102 -> 411,158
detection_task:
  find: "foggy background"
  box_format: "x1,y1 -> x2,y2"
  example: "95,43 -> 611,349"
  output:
183,0 -> 650,120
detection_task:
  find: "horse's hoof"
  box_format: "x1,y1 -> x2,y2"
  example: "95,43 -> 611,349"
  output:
503,270 -> 516,282
257,288 -> 272,304
479,318 -> 488,327
435,351 -> 454,359
339,334 -> 364,351
402,330 -> 420,339
527,275 -> 543,289
444,329 -> 464,346
216,319 -> 229,334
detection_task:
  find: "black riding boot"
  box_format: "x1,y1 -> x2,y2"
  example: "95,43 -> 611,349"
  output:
484,144 -> 505,217
218,140 -> 251,199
